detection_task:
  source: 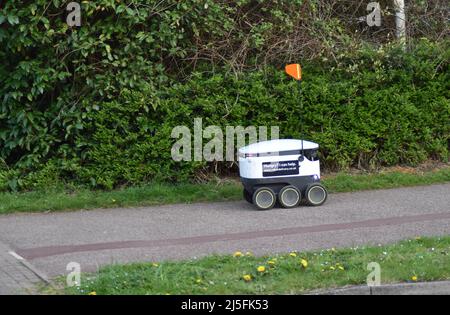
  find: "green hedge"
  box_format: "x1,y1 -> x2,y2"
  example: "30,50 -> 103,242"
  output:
1,41 -> 448,191
0,0 -> 449,191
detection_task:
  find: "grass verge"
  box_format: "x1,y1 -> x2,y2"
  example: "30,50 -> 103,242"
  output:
65,236 -> 450,295
1,166 -> 449,214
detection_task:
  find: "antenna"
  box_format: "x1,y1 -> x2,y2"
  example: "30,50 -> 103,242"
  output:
285,64 -> 304,161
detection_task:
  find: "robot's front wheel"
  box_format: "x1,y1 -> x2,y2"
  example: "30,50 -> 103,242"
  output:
252,187 -> 276,210
305,183 -> 328,206
278,185 -> 301,208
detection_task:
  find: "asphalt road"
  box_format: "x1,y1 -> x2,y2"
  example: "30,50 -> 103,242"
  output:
0,183 -> 449,278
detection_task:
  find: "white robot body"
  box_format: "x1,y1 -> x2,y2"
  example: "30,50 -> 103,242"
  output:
239,139 -> 320,179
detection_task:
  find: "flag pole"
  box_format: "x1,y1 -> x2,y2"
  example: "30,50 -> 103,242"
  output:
285,63 -> 304,160
298,79 -> 304,161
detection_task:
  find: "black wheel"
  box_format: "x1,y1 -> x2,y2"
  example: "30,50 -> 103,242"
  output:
243,189 -> 253,204
252,187 -> 276,210
305,183 -> 328,206
278,185 -> 301,208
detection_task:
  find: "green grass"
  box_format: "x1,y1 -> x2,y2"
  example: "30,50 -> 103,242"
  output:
1,166 -> 449,214
324,166 -> 450,192
65,236 -> 450,295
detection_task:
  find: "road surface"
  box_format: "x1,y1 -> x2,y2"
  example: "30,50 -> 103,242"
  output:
0,183 -> 449,281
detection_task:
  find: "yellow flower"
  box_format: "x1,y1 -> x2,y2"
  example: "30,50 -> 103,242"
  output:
330,266 -> 335,271
257,266 -> 266,273
245,251 -> 253,257
268,260 -> 276,266
331,247 -> 336,252
112,199 -> 116,203
233,251 -> 243,258
88,291 -> 97,295
289,252 -> 297,258
411,275 -> 418,282
300,259 -> 308,268
243,274 -> 252,282
338,266 -> 345,271
195,279 -> 202,284
152,263 -> 159,267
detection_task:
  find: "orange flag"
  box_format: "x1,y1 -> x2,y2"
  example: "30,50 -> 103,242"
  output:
285,64 -> 302,81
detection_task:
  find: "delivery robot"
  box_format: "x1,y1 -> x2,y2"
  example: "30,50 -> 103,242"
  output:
238,63 -> 327,210
238,139 -> 327,210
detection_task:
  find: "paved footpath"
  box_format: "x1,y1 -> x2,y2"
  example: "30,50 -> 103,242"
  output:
0,183 -> 449,293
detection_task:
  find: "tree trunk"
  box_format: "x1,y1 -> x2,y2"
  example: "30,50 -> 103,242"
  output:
394,0 -> 406,47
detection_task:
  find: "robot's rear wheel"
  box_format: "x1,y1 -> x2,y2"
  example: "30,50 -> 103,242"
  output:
252,187 -> 276,210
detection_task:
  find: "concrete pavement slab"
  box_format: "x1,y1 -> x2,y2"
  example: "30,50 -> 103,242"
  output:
0,241 -> 43,295
314,281 -> 450,295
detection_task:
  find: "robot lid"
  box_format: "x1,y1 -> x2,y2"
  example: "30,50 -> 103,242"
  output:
239,139 -> 318,156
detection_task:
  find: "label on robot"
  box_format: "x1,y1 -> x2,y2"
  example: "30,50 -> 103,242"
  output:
262,160 -> 299,177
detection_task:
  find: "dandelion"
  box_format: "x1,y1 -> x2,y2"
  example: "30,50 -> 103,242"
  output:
338,266 -> 345,271
233,251 -> 243,258
300,259 -> 308,268
245,251 -> 253,257
257,266 -> 266,273
268,260 -> 276,267
152,263 -> 159,267
289,252 -> 297,258
330,266 -> 335,271
88,291 -> 97,295
243,274 -> 252,282
195,279 -> 202,284
411,275 -> 418,282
